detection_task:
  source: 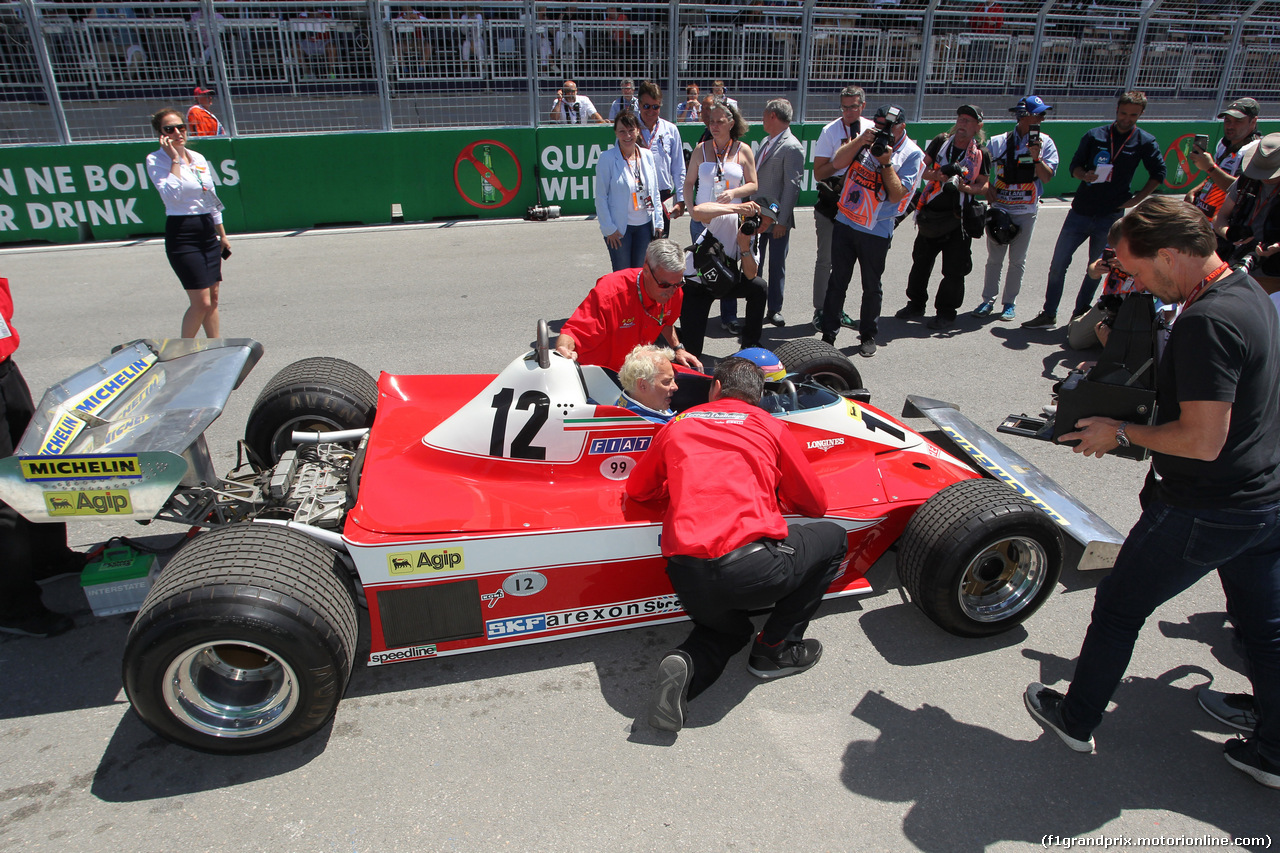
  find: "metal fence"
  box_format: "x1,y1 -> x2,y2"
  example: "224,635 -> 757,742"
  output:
3,0 -> 1279,144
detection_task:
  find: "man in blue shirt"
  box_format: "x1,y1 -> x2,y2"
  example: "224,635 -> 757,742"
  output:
637,80 -> 687,236
1023,91 -> 1166,329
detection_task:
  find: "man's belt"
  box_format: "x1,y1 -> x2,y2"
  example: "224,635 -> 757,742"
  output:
669,539 -> 773,569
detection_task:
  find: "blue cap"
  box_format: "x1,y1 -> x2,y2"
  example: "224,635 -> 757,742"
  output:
1012,95 -> 1053,116
732,347 -> 786,381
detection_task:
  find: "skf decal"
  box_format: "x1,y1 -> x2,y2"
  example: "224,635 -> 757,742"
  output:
368,644 -> 437,665
588,435 -> 651,454
44,489 -> 133,516
387,547 -> 465,575
486,614 -> 547,638
481,589 -> 504,608
37,354 -> 156,455
20,455 -> 142,482
485,594 -> 685,640
807,437 -> 845,452
941,426 -> 1071,526
846,400 -> 907,442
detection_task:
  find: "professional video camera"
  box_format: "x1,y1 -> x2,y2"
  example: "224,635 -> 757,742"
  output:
525,204 -> 561,222
870,106 -> 901,157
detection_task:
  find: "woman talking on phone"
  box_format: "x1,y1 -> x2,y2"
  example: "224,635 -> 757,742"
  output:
145,107 -> 230,338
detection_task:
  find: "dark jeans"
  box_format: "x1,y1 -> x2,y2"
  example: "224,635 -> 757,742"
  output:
904,224 -> 972,321
1042,208 -> 1123,317
1061,493 -> 1280,765
1,358 -> 75,620
606,222 -> 654,272
822,220 -> 891,341
665,521 -> 848,701
680,274 -> 767,357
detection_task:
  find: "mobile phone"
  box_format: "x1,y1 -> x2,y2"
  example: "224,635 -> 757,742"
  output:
1101,247 -> 1116,262
1193,134 -> 1210,154
1028,128 -> 1040,145
221,246 -> 232,260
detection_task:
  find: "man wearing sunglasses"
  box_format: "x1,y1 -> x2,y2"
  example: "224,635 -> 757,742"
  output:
549,80 -> 605,124
556,239 -> 701,372
637,80 -> 686,235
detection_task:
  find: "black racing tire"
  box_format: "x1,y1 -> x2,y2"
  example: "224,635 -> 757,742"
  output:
122,525 -> 358,754
772,338 -> 864,392
244,357 -> 378,465
898,478 -> 1064,638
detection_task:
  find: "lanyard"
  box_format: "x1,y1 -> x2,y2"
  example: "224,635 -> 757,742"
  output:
712,140 -> 734,182
635,269 -> 665,326
1183,261 -> 1231,307
1108,125 -> 1136,161
627,149 -> 643,190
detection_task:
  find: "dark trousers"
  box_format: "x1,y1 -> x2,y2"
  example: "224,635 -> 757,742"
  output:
1061,492 -> 1280,765
725,230 -> 790,322
680,274 -> 767,357
904,225 -> 972,321
665,521 -> 847,701
822,220 -> 891,342
1,358 -> 74,620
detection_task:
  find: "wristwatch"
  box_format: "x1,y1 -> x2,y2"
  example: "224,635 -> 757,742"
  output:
1115,422 -> 1131,448
673,343 -> 686,351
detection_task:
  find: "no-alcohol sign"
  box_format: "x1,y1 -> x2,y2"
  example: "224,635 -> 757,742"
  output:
1163,133 -> 1206,191
454,140 -> 522,209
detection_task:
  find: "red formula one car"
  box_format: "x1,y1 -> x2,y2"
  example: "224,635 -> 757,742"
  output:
0,329 -> 1122,753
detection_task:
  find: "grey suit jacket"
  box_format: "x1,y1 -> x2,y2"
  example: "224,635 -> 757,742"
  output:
754,129 -> 805,230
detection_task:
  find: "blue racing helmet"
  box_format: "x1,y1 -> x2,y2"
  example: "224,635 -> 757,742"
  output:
732,347 -> 786,381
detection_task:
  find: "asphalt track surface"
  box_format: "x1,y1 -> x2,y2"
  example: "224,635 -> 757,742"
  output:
1,204 -> 1274,852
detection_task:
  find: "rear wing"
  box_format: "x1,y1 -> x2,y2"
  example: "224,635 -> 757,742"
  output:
0,338 -> 263,522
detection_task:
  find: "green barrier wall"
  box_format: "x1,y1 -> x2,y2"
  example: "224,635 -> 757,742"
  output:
2,120 -> 1276,245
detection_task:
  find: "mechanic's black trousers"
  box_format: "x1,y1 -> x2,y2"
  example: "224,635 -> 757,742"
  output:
664,521 -> 847,701
679,274 -> 767,358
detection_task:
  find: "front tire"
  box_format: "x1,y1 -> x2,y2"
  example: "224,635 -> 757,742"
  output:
898,478 -> 1064,637
122,525 -> 358,754
772,338 -> 863,392
244,357 -> 378,465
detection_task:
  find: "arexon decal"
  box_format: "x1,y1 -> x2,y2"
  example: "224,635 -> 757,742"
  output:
486,594 -> 684,639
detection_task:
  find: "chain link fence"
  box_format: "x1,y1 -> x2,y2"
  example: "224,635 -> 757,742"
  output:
2,0 -> 1278,144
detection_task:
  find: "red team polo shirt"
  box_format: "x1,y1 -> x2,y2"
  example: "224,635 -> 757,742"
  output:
560,268 -> 683,371
0,278 -> 19,363
626,397 -> 828,559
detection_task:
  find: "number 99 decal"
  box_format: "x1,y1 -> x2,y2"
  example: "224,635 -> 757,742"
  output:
599,455 -> 633,480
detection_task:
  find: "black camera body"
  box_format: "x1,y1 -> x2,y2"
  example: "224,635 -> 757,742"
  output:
870,106 -> 901,157
740,213 -> 762,236
938,161 -> 964,179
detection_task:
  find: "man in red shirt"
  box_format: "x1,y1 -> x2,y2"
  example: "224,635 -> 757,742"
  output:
187,87 -> 225,137
626,356 -> 848,732
556,239 -> 701,372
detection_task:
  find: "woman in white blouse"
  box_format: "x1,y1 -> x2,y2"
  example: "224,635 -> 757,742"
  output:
145,108 -> 231,338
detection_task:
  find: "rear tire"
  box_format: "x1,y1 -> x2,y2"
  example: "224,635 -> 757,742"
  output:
898,478 -> 1064,637
772,338 -> 863,392
122,525 -> 358,754
244,357 -> 378,464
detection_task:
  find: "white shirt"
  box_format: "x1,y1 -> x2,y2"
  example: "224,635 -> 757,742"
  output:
552,95 -> 599,124
145,148 -> 223,223
814,114 -> 875,162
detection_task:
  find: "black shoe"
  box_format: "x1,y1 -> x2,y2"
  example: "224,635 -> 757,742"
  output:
747,637 -> 823,679
33,550 -> 88,584
722,319 -> 743,336
926,315 -> 954,331
648,650 -> 692,732
0,606 -> 74,639
1198,687 -> 1258,733
858,337 -> 877,358
1024,682 -> 1094,753
894,303 -> 925,320
767,312 -> 785,327
1021,310 -> 1057,329
821,331 -> 837,346
1224,737 -> 1280,789
811,309 -> 822,329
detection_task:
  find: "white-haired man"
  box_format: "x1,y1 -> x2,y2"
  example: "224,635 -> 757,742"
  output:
617,345 -> 678,423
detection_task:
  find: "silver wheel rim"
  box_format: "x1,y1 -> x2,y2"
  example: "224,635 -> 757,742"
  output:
161,641 -> 299,739
956,536 -> 1050,623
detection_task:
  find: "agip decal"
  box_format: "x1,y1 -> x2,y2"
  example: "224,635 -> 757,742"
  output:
44,488 -> 133,516
387,547 -> 465,576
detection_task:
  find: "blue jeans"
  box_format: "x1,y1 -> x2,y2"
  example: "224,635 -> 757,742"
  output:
1061,495 -> 1280,765
1042,209 -> 1122,317
606,222 -> 653,272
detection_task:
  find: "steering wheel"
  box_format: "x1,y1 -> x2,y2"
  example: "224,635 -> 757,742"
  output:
536,318 -> 551,369
781,379 -> 799,411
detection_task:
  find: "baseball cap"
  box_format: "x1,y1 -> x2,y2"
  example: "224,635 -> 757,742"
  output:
1218,97 -> 1260,119
194,86 -> 215,96
957,104 -> 984,122
1011,95 -> 1053,116
753,195 -> 781,221
1242,132 -> 1280,180
873,104 -> 906,125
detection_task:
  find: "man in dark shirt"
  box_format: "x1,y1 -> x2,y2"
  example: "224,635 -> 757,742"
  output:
1022,92 -> 1166,329
626,357 -> 848,733
1024,197 -> 1280,791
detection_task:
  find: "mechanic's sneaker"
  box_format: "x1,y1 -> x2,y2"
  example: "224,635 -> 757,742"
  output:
972,300 -> 994,317
858,337 -> 877,358
767,312 -> 786,327
33,550 -> 88,584
840,312 -> 857,329
722,319 -> 743,336
1021,310 -> 1057,329
894,303 -> 925,320
812,309 -> 823,329
821,331 -> 838,346
1223,737 -> 1280,789
926,315 -> 955,331
1199,688 -> 1257,733
0,606 -> 74,639
748,637 -> 823,679
1024,682 -> 1094,753
648,650 -> 692,732
999,303 -> 1017,321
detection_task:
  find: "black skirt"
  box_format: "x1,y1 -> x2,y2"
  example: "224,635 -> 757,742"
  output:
165,213 -> 222,290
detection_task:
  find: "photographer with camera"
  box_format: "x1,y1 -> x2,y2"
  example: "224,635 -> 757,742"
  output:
973,95 -> 1059,323
897,104 -> 991,332
677,197 -> 770,360
818,104 -> 925,357
812,85 -> 875,331
1213,133 -> 1280,292
1186,98 -> 1261,229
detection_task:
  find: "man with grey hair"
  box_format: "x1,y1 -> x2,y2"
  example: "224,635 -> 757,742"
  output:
608,79 -> 638,120
616,344 -> 677,423
556,239 -> 702,372
812,85 -> 874,330
752,98 -> 806,327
